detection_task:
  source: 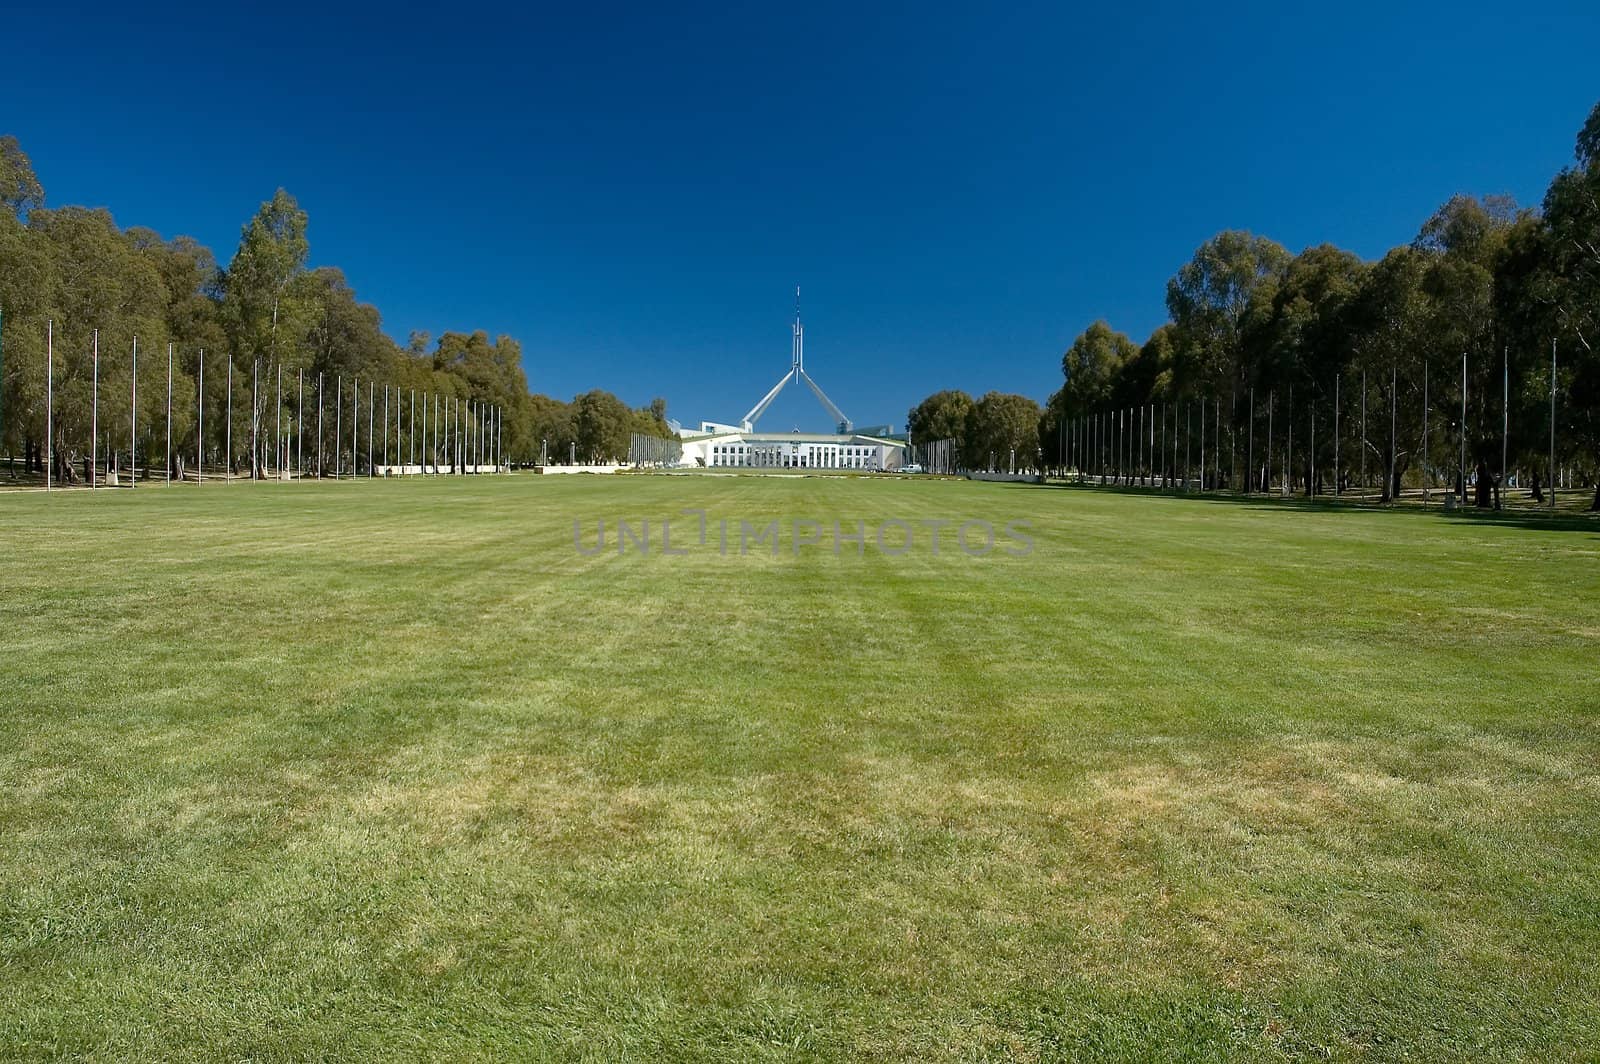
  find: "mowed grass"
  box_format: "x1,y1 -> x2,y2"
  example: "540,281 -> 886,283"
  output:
1,475 -> 1598,1062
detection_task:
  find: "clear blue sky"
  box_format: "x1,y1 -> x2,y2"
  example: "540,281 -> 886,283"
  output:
5,1 -> 1597,430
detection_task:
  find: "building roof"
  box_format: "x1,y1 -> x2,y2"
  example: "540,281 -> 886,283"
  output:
686,431 -> 906,446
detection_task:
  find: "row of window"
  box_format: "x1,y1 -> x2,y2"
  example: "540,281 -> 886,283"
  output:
709,444 -> 879,469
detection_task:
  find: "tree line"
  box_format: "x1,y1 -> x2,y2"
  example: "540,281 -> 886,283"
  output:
0,136 -> 674,481
910,102 -> 1600,508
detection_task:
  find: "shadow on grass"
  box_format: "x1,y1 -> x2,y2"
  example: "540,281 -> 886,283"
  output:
1012,479 -> 1600,535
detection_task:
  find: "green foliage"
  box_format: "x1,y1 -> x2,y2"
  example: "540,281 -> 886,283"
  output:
906,389 -> 974,456
0,137 -> 587,472
964,390 -> 1041,471
1165,230 -> 1290,393
1043,102 -> 1600,505
0,134 -> 44,219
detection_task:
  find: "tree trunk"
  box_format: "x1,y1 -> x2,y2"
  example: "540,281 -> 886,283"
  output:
1474,461 -> 1493,508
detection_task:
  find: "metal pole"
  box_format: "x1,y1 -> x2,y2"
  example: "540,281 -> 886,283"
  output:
351,377 -> 358,478
1199,398 -> 1205,491
1500,346 -> 1507,510
1389,367 -> 1396,504
297,369 -> 303,477
276,362 -> 283,476
1170,402 -> 1177,487
1247,389 -> 1254,493
316,373 -> 323,477
1550,337 -> 1557,511
130,336 -> 137,488
1459,352 -> 1467,507
384,386 -> 390,470
335,376 -> 342,478
45,320 -> 52,490
1185,402 -> 1191,489
197,349 -> 204,483
251,359 -> 259,479
166,342 -> 172,484
225,357 -> 232,481
1333,374 -> 1339,496
91,330 -> 99,489
1361,372 -> 1367,503
1422,360 -> 1429,504
1266,392 -> 1273,496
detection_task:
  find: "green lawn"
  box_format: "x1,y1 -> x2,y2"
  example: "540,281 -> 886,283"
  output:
2,475 -> 1597,1061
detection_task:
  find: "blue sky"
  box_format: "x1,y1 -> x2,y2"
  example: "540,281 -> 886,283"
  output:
5,1 -> 1597,430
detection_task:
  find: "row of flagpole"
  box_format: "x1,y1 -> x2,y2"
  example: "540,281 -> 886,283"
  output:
1055,347 -> 1563,510
37,321 -> 507,490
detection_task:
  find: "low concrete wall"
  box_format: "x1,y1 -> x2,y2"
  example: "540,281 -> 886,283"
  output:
533,464 -> 627,475
376,465 -> 501,476
966,471 -> 1044,483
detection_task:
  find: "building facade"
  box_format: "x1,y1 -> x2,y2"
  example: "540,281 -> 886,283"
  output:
679,431 -> 905,470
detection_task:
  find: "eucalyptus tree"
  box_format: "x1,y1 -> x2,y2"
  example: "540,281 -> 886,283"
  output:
908,389 -> 975,466
222,190 -> 309,476
965,391 -> 1041,473
1535,102 -> 1600,506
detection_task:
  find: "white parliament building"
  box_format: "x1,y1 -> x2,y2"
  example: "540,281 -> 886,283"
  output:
671,294 -> 908,471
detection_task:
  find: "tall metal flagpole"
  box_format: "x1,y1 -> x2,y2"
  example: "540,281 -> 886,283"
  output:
1459,352 -> 1467,507
1500,347 -> 1507,510
384,386 -> 390,470
410,389 -> 416,470
1308,395 -> 1314,498
1422,360 -> 1429,504
130,335 -> 138,488
368,380 -> 374,477
1550,337 -> 1557,511
1266,392 -> 1273,496
91,330 -> 99,489
297,369 -> 303,477
1389,367 -> 1396,504
276,363 -> 283,477
197,349 -> 204,483
251,358 -> 259,479
45,320 -> 52,491
351,377 -> 358,478
1334,374 -> 1340,496
1287,386 -> 1293,497
166,342 -> 173,484
335,376 -> 342,478
225,357 -> 232,481
1360,372 -> 1367,503
316,373 -> 323,477
1247,389 -> 1254,493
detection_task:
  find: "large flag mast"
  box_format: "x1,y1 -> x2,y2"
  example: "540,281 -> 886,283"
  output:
741,287 -> 852,433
